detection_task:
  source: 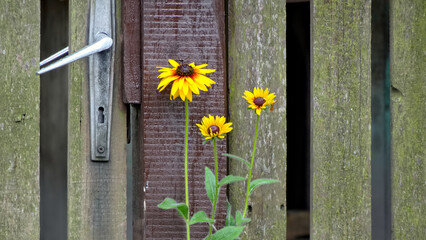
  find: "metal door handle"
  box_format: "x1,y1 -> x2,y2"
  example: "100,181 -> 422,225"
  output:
37,34 -> 112,75
38,0 -> 115,162
39,47 -> 69,67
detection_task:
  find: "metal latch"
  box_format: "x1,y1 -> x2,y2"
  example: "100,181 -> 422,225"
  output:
37,0 -> 115,161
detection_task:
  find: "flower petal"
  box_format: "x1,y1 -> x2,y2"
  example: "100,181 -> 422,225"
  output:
169,59 -> 180,68
179,89 -> 186,101
183,82 -> 189,95
157,70 -> 176,79
187,90 -> 193,102
194,74 -> 216,87
195,81 -> 208,91
186,77 -> 200,95
171,88 -> 180,100
158,75 -> 180,90
194,63 -> 208,69
263,88 -> 270,96
243,91 -> 254,99
157,66 -> 173,72
178,77 -> 185,90
195,68 -> 216,75
170,80 -> 179,96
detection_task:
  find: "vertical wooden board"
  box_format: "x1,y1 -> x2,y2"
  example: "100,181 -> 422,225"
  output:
311,0 -> 371,239
68,0 -> 127,239
122,0 -> 141,103
390,0 -> 426,238
142,0 -> 227,239
227,1 -> 286,239
0,1 -> 40,239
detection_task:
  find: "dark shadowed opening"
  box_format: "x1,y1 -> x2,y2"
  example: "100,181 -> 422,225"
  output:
40,0 -> 68,239
371,0 -> 391,239
286,1 -> 311,239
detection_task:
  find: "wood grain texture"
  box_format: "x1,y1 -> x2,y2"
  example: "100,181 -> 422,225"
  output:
122,0 -> 141,104
311,0 -> 371,239
227,1 -> 287,239
141,0 -> 227,239
68,0 -> 128,239
0,1 -> 40,239
391,0 -> 426,238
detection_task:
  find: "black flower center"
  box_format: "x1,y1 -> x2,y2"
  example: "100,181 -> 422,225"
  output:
176,64 -> 194,77
208,125 -> 220,135
253,97 -> 266,107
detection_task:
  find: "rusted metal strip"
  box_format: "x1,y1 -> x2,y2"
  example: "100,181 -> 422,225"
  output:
122,0 -> 141,104
141,0 -> 227,238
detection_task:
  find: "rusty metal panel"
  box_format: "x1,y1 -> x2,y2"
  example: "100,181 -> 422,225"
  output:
142,0 -> 227,238
122,0 -> 141,104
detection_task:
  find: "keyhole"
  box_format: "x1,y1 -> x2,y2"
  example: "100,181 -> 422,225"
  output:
98,107 -> 105,123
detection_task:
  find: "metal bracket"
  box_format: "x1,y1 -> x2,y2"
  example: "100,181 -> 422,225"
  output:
37,0 -> 115,161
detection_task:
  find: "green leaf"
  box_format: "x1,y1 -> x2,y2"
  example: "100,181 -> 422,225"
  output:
211,226 -> 245,240
158,198 -> 189,221
205,167 -> 216,203
222,153 -> 250,168
225,200 -> 235,227
157,198 -> 184,210
189,211 -> 214,225
235,210 -> 251,225
218,175 -> 245,187
176,205 -> 189,220
249,178 -> 280,195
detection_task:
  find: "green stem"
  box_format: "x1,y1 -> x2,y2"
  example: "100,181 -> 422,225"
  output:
184,99 -> 190,240
208,138 -> 219,239
243,115 -> 260,218
214,139 -> 219,190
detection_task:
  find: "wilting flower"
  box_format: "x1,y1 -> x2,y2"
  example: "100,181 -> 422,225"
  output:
243,87 -> 276,115
157,59 -> 216,101
196,115 -> 233,140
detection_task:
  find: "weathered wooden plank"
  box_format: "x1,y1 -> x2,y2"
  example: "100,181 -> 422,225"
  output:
390,0 -> 426,238
227,1 -> 287,239
311,0 -> 371,239
142,0 -> 227,239
68,0 -> 128,239
0,1 -> 40,239
122,0 -> 141,104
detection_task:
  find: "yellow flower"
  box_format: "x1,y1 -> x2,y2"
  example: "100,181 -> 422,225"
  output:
243,87 -> 276,115
157,59 -> 216,101
196,115 -> 233,140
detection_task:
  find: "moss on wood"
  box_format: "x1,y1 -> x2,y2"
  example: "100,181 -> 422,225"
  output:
0,1 -> 40,239
228,1 -> 287,239
311,0 -> 371,239
391,0 -> 426,238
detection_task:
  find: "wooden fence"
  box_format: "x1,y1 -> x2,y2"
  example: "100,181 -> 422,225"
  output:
0,0 -> 425,239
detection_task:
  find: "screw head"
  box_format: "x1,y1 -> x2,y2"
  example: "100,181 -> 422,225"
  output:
97,145 -> 105,153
